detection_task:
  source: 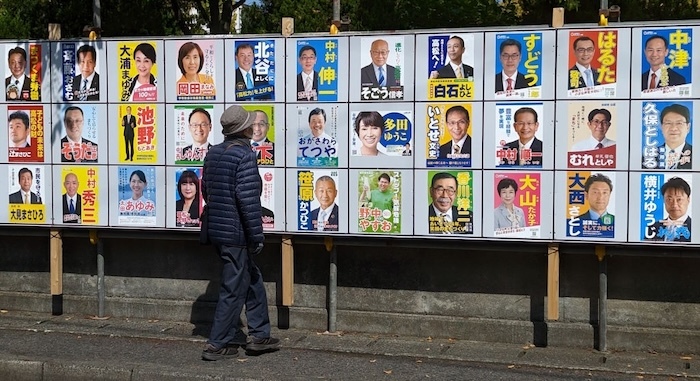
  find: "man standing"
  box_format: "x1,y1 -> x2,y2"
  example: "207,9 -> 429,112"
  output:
62,172 -> 81,224
568,36 -> 599,89
234,43 -> 271,100
8,111 -> 30,148
503,107 -> 542,166
201,105 -> 279,361
495,39 -> 528,92
181,108 -> 213,162
122,106 -> 136,161
296,45 -> 318,101
649,177 -> 691,242
5,47 -> 31,101
60,106 -> 98,162
430,36 -> 473,79
438,105 -> 472,158
9,167 -> 40,204
571,109 -> 616,151
361,39 -> 399,87
578,173 -> 614,226
310,176 -> 339,232
73,45 -> 100,101
251,110 -> 274,163
657,103 -> 692,169
642,35 -> 687,90
428,172 -> 469,234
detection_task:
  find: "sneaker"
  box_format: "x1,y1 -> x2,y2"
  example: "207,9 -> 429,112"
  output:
201,343 -> 239,361
246,337 -> 280,352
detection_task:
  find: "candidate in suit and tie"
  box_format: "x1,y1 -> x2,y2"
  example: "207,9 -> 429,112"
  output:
495,38 -> 529,92
8,167 -> 41,204
60,106 -> 98,163
251,110 -> 275,164
438,105 -> 472,159
656,103 -> 693,169
122,106 -> 137,161
62,173 -> 82,224
502,107 -> 543,166
73,44 -> 100,101
647,177 -> 692,242
568,36 -> 600,90
5,47 -> 32,101
234,43 -> 271,100
428,172 -> 471,234
309,176 -> 339,232
296,45 -> 319,101
360,39 -> 400,87
642,35 -> 688,90
430,36 -> 474,80
576,174 -> 615,226
8,110 -> 31,148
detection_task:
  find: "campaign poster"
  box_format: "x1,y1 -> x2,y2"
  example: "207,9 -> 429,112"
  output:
296,104 -> 339,167
427,170 -> 473,234
4,43 -> 41,101
566,102 -> 618,169
566,30 -> 618,98
350,109 -> 412,156
565,171 -> 616,239
8,165 -> 46,224
427,34 -> 474,101
641,101 -> 693,170
58,104 -> 99,163
61,42 -> 103,101
8,105 -> 44,162
243,105 -> 275,166
174,105 -> 215,165
493,172 -> 541,238
494,103 -> 544,167
260,168 -> 276,231
59,167 -> 99,225
117,104 -> 158,163
117,166 -> 157,225
296,169 -> 340,232
494,33 -> 542,99
295,39 -> 339,102
357,170 -> 401,234
359,36 -> 405,101
234,39 -> 275,101
640,173 -> 692,242
174,168 -> 202,228
117,41 -> 158,102
425,103 -> 473,167
174,40 -> 217,101
640,28 -> 692,98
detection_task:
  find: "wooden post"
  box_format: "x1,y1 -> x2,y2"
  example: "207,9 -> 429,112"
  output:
552,8 -> 565,28
50,230 -> 63,315
281,17 -> 294,37
48,23 -> 61,40
547,243 -> 560,320
281,235 -> 294,306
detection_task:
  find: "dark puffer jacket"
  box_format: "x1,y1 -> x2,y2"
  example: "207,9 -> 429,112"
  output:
202,137 -> 264,248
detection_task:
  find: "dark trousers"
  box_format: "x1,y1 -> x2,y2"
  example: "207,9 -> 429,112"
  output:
208,245 -> 271,349
124,133 -> 134,160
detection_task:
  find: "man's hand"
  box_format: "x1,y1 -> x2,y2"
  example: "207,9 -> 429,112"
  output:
250,242 -> 264,255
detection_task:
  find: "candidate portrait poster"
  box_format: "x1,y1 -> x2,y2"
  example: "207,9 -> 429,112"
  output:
4,43 -> 42,102
494,103 -> 544,168
60,41 -> 104,101
117,166 -> 157,226
117,41 -> 158,102
357,170 -> 401,234
295,104 -> 339,167
566,101 -> 619,169
350,109 -> 412,157
427,33 -> 474,101
425,103 -> 473,168
242,105 -> 276,166
117,104 -> 158,163
359,36 -> 405,101
233,39 -> 275,101
296,169 -> 340,232
8,105 -> 45,163
173,167 -> 202,228
56,104 -> 100,163
259,168 -> 277,231
565,171 -> 616,239
427,170 -> 473,235
640,101 -> 693,170
174,104 -> 216,165
639,173 -> 693,243
566,30 -> 618,98
8,165 -> 46,224
174,40 -> 217,101
640,28 -> 692,98
494,33 -> 542,99
295,39 -> 339,102
493,172 -> 541,238
59,166 -> 99,225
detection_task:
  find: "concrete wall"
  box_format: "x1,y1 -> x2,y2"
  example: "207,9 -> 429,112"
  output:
1,229 -> 699,353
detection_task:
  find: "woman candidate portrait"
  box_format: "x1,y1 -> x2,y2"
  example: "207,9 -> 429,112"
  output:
494,177 -> 525,230
176,42 -> 216,97
120,169 -> 154,210
123,43 -> 157,102
175,170 -> 201,227
353,111 -> 386,156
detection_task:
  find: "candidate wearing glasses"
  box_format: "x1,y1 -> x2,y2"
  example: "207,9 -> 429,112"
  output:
438,105 -> 471,159
428,172 -> 469,234
502,107 -> 542,166
181,108 -> 212,162
570,108 -> 616,151
656,103 -> 692,169
568,36 -> 600,90
495,39 -> 528,92
360,39 -> 399,87
296,45 -> 318,101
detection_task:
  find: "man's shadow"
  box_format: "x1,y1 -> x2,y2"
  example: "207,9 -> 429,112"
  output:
190,280 -> 218,337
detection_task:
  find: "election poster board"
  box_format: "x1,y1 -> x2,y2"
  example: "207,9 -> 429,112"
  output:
350,34 -> 415,102
106,40 -> 165,103
285,103 -> 349,168
52,165 -> 108,226
348,103 -> 414,168
3,42 -> 49,102
285,37 -> 349,103
286,168 -> 347,233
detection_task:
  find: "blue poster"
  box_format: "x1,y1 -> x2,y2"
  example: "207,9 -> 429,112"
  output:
494,32 -> 542,99
641,28 -> 692,95
641,101 -> 693,170
296,39 -> 338,102
233,40 -> 275,101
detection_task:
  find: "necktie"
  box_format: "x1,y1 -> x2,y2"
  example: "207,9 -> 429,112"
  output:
667,149 -> 678,169
304,76 -> 312,99
252,142 -> 259,147
453,144 -> 460,154
246,72 -> 253,89
24,193 -> 28,204
650,72 -> 657,89
441,213 -> 453,234
378,67 -> 385,86
318,210 -> 327,231
69,199 -> 75,214
14,79 -> 18,86
455,66 -> 463,78
506,78 -> 513,91
596,142 -> 604,149
80,79 -> 88,101
585,69 -> 594,87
